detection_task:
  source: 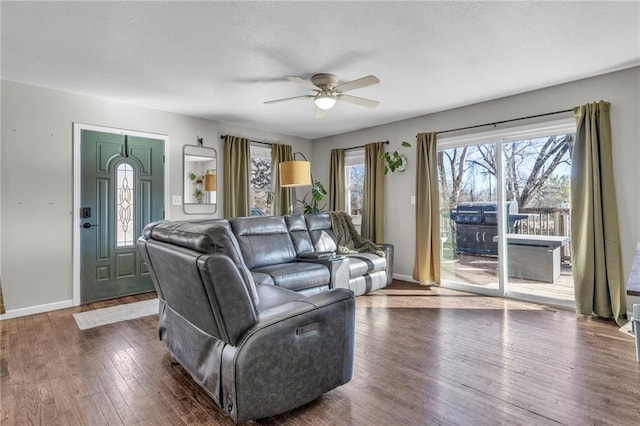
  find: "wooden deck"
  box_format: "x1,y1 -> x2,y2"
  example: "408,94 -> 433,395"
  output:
441,252 -> 575,304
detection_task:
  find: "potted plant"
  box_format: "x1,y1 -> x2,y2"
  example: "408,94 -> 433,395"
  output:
380,141 -> 411,174
193,188 -> 204,203
190,172 -> 205,203
299,180 -> 327,214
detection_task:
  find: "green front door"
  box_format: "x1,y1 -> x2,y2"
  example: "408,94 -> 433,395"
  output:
80,130 -> 164,303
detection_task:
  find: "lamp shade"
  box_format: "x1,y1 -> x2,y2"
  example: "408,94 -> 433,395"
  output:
204,170 -> 217,191
279,161 -> 311,187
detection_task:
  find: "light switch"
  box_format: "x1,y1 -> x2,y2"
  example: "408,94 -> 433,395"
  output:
172,195 -> 182,206
410,195 -> 416,205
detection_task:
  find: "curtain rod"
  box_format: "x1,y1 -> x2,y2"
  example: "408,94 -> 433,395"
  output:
345,140 -> 389,151
434,108 -> 574,135
220,135 -> 273,146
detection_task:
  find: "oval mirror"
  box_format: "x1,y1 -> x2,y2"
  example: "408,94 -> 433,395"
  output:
183,144 -> 217,214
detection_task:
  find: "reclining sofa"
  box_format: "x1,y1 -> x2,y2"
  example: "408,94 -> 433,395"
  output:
138,219 -> 356,423
226,213 -> 394,296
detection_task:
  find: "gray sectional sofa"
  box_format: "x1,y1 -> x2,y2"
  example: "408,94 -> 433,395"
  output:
137,213 -> 393,423
228,213 -> 393,296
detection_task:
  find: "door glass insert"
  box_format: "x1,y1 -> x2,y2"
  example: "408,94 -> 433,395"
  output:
438,143 -> 500,290
503,133 -> 574,303
116,162 -> 135,247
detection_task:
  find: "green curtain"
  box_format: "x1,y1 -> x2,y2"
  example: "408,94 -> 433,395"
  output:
271,143 -> 293,215
571,101 -> 626,325
362,142 -> 385,242
223,136 -> 250,218
413,132 -> 441,285
329,148 -> 345,211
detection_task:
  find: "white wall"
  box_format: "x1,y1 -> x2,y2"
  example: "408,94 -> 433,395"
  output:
0,80 -> 312,315
312,67 -> 640,308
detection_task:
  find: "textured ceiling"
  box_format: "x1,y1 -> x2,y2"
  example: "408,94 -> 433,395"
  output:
2,1 -> 639,140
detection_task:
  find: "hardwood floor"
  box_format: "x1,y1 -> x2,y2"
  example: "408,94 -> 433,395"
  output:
1,281 -> 638,425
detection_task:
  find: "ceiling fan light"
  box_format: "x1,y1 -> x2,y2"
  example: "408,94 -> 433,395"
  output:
314,95 -> 337,110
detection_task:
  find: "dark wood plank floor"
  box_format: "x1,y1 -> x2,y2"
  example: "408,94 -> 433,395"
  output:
1,281 -> 639,425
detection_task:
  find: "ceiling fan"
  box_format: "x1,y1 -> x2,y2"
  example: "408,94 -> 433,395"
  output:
264,73 -> 380,117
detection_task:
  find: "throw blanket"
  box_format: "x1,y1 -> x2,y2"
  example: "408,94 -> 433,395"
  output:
328,211 -> 385,258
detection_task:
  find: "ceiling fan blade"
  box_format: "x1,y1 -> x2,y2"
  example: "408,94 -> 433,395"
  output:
285,76 -> 318,90
314,106 -> 327,118
338,94 -> 380,108
336,75 -> 380,92
264,95 -> 314,104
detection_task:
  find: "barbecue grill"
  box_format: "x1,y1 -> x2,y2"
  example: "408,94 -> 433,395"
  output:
450,201 -> 528,255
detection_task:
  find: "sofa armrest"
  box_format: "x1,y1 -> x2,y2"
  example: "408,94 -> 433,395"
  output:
220,288 -> 355,423
296,255 -> 350,290
297,251 -> 335,260
378,243 -> 394,285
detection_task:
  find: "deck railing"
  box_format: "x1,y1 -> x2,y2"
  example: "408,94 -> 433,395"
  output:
518,207 -> 571,260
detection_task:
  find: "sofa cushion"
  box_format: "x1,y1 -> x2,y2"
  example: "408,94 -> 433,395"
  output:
253,262 -> 330,292
305,214 -> 338,252
285,214 -> 314,254
230,216 -> 298,269
346,253 -> 387,277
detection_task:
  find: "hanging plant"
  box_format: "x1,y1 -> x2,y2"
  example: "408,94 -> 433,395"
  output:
380,141 -> 411,174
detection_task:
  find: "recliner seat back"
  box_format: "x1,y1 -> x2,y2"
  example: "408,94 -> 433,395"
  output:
140,221 -> 260,341
304,214 -> 339,252
230,216 -> 298,269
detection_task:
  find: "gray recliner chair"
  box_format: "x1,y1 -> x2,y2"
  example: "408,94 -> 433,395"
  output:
138,221 -> 355,423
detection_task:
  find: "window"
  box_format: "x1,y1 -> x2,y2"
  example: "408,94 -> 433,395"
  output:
345,148 -> 364,228
115,162 -> 135,247
250,144 -> 272,216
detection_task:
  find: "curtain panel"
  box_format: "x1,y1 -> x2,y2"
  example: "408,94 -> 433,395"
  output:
329,148 -> 346,211
271,143 -> 293,215
571,101 -> 626,325
413,132 -> 441,285
362,142 -> 385,242
223,136 -> 250,218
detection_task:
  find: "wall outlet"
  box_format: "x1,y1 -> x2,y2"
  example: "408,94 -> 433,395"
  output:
410,195 -> 416,205
171,195 -> 182,206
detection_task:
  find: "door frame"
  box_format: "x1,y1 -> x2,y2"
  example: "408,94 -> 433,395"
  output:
72,123 -> 170,306
437,118 -> 576,306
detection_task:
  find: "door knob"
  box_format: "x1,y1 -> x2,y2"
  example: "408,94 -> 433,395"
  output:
82,223 -> 99,229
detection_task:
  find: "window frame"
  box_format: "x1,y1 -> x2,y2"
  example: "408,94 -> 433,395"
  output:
344,148 -> 365,226
249,143 -> 273,216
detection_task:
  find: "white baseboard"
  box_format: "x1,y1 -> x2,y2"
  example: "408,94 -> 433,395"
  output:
393,273 -> 419,284
0,299 -> 74,320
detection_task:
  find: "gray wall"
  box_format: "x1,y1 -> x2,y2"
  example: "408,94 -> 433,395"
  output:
311,67 -> 640,301
0,80 -> 311,313
2,67 -> 639,315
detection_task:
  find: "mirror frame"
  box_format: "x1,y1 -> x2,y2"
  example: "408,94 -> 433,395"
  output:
183,144 -> 217,214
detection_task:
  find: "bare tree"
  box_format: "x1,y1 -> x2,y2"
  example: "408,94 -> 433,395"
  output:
461,134 -> 573,208
437,146 -> 469,210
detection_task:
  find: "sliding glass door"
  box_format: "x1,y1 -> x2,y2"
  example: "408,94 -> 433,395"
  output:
437,120 -> 576,306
